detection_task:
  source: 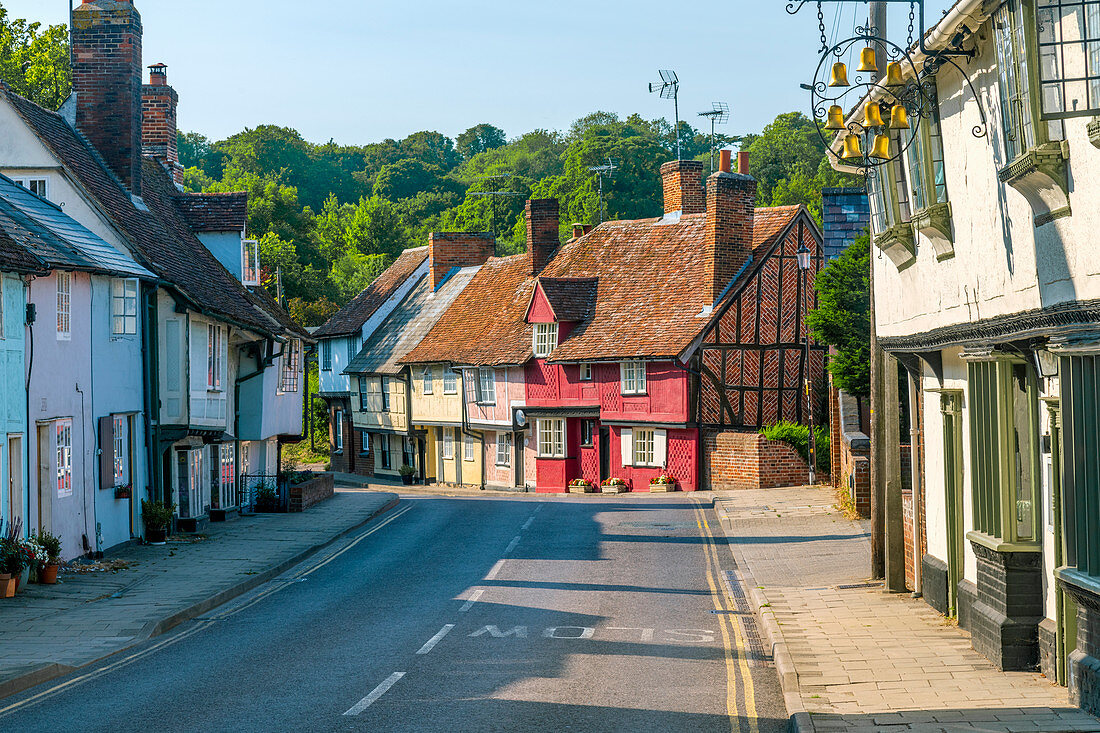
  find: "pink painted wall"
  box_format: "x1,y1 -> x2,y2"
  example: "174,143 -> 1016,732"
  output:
525,360 -> 689,423
465,366 -> 524,426
481,429 -> 512,487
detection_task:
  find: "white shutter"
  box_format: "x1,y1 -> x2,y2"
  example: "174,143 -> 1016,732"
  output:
654,429 -> 667,467
620,428 -> 633,467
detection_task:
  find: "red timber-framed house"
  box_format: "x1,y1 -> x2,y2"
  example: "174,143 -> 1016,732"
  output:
403,150 -> 824,492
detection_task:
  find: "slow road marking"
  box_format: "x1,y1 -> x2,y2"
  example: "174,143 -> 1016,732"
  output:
343,672 -> 405,716
416,624 -> 455,655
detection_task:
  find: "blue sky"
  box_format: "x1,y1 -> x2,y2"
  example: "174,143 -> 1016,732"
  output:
7,1 -> 954,146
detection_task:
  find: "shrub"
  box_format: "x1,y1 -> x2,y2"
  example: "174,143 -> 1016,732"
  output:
759,421 -> 830,474
141,500 -> 175,530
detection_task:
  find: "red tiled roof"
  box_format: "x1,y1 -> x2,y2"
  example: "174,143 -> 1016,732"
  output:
1,88 -> 293,337
404,205 -> 808,366
534,277 -> 598,322
173,192 -> 248,233
313,246 -> 428,338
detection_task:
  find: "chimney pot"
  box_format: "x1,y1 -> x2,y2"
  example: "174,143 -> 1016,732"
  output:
526,199 -> 559,276
719,149 -> 732,173
572,223 -> 585,239
148,62 -> 168,86
738,151 -> 750,175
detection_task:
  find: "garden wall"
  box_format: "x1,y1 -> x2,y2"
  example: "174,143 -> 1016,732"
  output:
703,430 -> 813,490
289,473 -> 335,512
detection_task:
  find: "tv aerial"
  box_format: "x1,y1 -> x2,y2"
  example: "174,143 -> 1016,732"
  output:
587,158 -> 617,224
649,69 -> 681,160
466,174 -> 523,238
697,102 -> 730,175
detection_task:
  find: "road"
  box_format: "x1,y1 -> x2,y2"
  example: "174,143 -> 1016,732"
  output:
0,492 -> 788,732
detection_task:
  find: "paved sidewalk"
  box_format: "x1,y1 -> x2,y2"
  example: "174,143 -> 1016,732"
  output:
715,486 -> 1100,732
0,489 -> 397,699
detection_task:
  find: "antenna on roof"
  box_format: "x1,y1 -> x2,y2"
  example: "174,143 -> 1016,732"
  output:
649,69 -> 681,160
587,158 -> 616,224
466,174 -> 524,239
697,102 -> 730,176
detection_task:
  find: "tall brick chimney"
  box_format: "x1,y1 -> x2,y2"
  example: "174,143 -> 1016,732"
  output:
72,0 -> 144,195
427,233 -> 495,290
142,63 -> 182,185
660,160 -> 705,215
526,198 -> 559,276
704,149 -> 756,306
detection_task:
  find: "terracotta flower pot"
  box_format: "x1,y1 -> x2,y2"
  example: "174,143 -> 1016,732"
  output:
0,574 -> 14,598
39,563 -> 59,584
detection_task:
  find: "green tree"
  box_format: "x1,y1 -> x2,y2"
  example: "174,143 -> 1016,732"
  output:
807,236 -> 870,397
0,9 -> 70,110
373,159 -> 445,201
456,123 -> 507,161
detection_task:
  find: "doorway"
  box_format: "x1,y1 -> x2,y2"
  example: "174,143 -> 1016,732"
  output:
513,431 -> 524,489
941,392 -> 965,616
599,426 -> 610,484
7,435 -> 22,529
36,425 -> 51,533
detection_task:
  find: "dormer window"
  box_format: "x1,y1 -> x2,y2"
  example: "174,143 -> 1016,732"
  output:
13,177 -> 48,200
533,323 -> 558,358
242,239 -> 260,285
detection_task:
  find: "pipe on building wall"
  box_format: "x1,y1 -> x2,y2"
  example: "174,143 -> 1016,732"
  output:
23,274 -> 36,535
908,371 -> 923,598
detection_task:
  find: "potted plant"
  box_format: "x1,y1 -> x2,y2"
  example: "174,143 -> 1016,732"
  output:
141,499 -> 174,545
568,478 -> 594,494
254,480 -> 280,512
4,538 -> 32,593
398,464 -> 416,485
601,477 -> 629,494
649,474 -> 677,492
33,530 -> 62,584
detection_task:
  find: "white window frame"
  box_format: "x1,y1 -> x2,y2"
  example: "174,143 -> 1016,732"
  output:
279,339 -> 301,393
478,368 -> 496,404
464,432 -> 475,462
358,376 -> 370,412
422,367 -> 433,394
111,278 -> 139,336
321,339 -> 332,371
333,408 -> 344,453
496,433 -> 512,466
13,176 -> 48,199
537,418 -> 565,458
56,419 -> 72,498
620,361 -> 647,395
112,414 -> 130,486
633,428 -> 656,467
443,369 -> 458,395
442,429 -> 455,460
241,239 -> 260,286
358,429 -> 371,456
532,323 -> 558,358
56,271 -> 71,340
579,363 -> 592,381
217,442 -> 236,509
207,324 -> 223,391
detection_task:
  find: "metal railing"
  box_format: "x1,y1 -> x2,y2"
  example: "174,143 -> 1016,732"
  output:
238,473 -> 289,513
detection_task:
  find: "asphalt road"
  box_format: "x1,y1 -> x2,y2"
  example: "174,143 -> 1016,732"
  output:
0,493 -> 788,732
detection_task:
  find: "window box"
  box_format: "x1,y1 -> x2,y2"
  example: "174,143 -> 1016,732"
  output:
872,223 -> 916,270
601,477 -> 629,494
568,478 -> 596,494
649,474 -> 677,492
114,484 -> 132,500
910,201 -> 954,261
996,142 -> 1071,226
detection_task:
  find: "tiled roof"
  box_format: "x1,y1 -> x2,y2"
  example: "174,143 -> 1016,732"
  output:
0,175 -> 153,278
402,253 -> 537,367
405,205 -> 807,366
0,204 -> 50,274
535,277 -> 598,322
0,88 -> 286,336
246,285 -> 314,342
313,246 -> 429,338
344,266 -> 480,376
173,192 -> 248,233
0,195 -> 96,272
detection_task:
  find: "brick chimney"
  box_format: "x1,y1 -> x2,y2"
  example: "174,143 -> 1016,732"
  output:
704,149 -> 756,306
526,198 -> 559,276
142,63 -> 182,185
427,233 -> 495,290
660,159 -> 705,215
72,0 -> 144,195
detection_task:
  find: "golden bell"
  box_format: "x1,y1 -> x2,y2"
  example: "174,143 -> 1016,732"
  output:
870,133 -> 891,160
857,46 -> 878,73
829,61 -> 849,87
863,100 -> 885,128
825,105 -> 845,130
884,61 -> 905,87
889,103 -> 909,129
841,134 -> 863,161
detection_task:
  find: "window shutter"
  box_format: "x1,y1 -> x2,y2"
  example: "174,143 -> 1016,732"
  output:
99,415 -> 114,489
620,428 -> 633,467
654,429 -> 667,467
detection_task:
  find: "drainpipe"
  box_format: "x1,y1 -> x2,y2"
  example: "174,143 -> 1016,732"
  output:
23,275 -> 36,534
908,371 -> 923,598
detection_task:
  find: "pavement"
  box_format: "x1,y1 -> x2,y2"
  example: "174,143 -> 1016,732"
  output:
0,487 -> 398,700
714,485 -> 1100,732
0,491 -> 786,732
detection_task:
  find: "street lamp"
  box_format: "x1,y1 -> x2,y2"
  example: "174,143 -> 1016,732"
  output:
797,243 -> 815,486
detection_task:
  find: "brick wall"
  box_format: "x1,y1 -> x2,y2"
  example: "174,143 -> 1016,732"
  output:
660,160 -> 704,215
289,473 -> 335,512
428,232 -> 495,289
833,386 -> 871,517
72,0 -> 144,194
141,64 -> 182,185
526,198 -> 558,275
326,398 -> 374,476
704,430 -> 811,490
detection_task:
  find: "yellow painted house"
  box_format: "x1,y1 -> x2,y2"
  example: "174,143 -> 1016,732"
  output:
408,363 -> 482,486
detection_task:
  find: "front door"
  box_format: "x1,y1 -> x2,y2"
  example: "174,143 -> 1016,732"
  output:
7,435 -> 22,529
1049,402 -> 1077,686
941,392 -> 965,616
599,426 -> 610,483
514,432 -> 524,488
36,425 -> 51,533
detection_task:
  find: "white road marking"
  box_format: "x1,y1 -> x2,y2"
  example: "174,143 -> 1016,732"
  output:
416,624 -> 455,655
459,589 -> 484,612
469,625 -> 528,638
343,672 -> 405,716
521,513 -> 536,530
543,626 -> 595,639
504,535 -> 521,554
485,559 -> 505,580
608,627 -> 655,641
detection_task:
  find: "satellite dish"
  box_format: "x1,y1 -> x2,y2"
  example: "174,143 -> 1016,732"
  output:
515,409 -> 527,427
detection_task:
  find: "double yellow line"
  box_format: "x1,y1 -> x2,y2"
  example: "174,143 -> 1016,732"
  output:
693,498 -> 760,733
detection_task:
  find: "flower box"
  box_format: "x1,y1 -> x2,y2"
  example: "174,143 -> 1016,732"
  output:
601,478 -> 629,494
649,475 -> 677,492
568,479 -> 596,494
114,485 -> 132,500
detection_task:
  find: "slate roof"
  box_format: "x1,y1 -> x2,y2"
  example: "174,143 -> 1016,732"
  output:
343,265 -> 480,376
534,277 -> 598,322
313,246 -> 429,338
0,227 -> 47,274
0,87 -> 302,338
173,192 -> 248,233
405,205 -> 807,366
0,175 -> 153,278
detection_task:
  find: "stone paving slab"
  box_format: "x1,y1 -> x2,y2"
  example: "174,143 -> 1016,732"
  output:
715,487 -> 1100,732
0,488 -> 398,699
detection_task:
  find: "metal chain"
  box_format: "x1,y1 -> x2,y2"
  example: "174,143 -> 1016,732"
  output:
818,1 -> 827,52
908,1 -> 916,48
